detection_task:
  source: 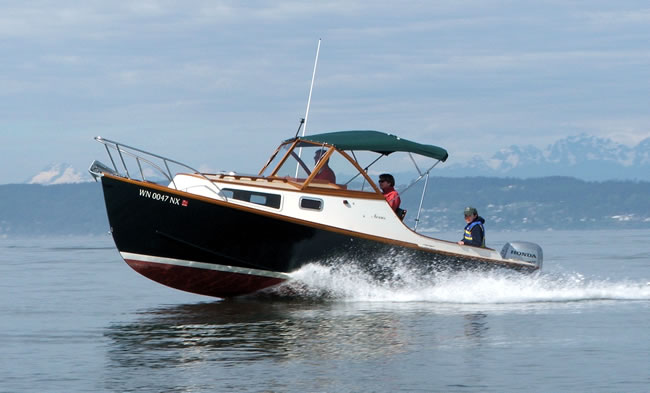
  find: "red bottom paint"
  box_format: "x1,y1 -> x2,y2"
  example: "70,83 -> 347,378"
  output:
125,259 -> 287,298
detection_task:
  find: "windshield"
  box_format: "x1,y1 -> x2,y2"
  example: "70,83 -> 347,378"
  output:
259,142 -> 378,192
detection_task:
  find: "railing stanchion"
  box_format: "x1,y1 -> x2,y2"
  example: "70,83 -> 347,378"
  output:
414,173 -> 430,232
164,160 -> 177,189
116,143 -> 131,179
136,158 -> 145,181
105,145 -> 118,173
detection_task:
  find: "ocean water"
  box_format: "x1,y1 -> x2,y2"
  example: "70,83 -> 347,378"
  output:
1,230 -> 649,393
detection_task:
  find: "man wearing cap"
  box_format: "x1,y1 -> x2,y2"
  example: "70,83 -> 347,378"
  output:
457,207 -> 486,247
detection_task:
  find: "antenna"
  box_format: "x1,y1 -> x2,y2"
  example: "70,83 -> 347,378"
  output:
294,118 -> 305,138
295,39 -> 321,177
302,38 -> 321,137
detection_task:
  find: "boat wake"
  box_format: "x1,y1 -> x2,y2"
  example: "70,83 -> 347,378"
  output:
257,260 -> 650,305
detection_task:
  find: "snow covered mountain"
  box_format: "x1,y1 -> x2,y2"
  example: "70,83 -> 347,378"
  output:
444,134 -> 650,181
22,134 -> 650,184
28,164 -> 89,185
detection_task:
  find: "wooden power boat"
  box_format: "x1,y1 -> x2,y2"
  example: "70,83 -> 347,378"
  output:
90,130 -> 542,298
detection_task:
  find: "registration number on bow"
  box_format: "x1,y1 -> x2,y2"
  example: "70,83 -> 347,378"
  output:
139,188 -> 182,206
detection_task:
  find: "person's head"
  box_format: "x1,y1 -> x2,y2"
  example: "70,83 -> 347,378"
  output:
464,206 -> 478,222
378,173 -> 395,189
314,149 -> 328,164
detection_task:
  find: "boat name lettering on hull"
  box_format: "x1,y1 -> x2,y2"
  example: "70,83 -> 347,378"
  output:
139,188 -> 184,206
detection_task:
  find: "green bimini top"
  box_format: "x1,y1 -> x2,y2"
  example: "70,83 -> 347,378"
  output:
291,130 -> 449,162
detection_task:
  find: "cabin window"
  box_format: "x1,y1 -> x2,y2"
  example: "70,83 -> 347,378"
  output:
300,197 -> 323,211
221,188 -> 281,209
250,194 -> 267,205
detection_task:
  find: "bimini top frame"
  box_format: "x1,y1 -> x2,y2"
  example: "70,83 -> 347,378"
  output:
288,130 -> 448,232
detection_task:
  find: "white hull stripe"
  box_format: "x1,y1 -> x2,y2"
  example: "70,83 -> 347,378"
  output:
120,252 -> 291,280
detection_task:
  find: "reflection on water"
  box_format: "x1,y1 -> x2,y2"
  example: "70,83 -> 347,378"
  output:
103,299 -> 500,392
103,300 -> 422,392
105,300 -> 406,369
463,313 -> 488,344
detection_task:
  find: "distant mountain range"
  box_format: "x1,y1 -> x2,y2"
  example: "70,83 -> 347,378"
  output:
443,134 -> 650,181
398,176 -> 650,232
1,176 -> 648,236
1,133 -> 646,236
17,134 -> 650,185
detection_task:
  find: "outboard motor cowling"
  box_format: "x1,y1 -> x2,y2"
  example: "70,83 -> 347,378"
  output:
501,241 -> 543,269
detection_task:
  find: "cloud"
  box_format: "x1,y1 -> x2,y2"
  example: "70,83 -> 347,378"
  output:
2,1 -> 650,184
583,8 -> 650,27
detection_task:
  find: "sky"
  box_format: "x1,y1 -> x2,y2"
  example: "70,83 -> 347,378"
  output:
1,1 -> 649,184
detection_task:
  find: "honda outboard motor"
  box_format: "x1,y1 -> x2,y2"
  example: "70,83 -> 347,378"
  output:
501,241 -> 543,269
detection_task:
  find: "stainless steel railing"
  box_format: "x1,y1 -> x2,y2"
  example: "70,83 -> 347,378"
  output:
90,136 -> 215,192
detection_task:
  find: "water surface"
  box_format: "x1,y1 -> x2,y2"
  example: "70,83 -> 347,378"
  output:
1,230 -> 649,392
